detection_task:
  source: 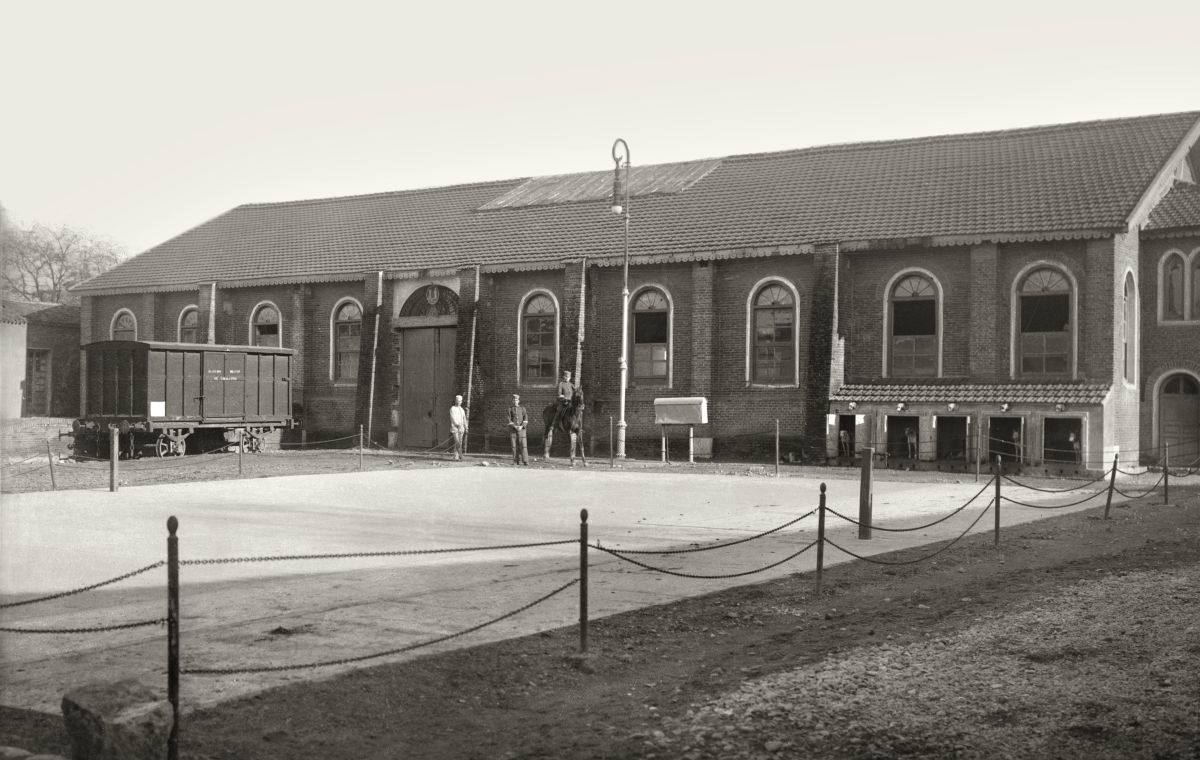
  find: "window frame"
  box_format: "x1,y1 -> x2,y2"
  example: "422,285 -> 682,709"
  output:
1009,262 -> 1077,381
744,277 -> 800,387
248,301 -> 283,347
329,296 -> 364,385
517,289 -> 560,386
629,285 -> 673,387
882,268 -> 943,379
177,305 -> 199,343
1158,247 -> 1200,324
110,308 -> 138,341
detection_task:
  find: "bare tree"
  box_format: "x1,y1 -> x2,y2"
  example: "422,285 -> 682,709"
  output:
1,215 -> 126,303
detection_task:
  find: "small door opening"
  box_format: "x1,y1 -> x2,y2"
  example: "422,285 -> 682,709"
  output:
886,415 -> 920,459
838,415 -> 856,457
936,416 -> 968,461
989,417 -> 1023,463
1043,418 -> 1082,464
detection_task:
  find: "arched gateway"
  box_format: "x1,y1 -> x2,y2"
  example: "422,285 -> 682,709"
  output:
393,285 -> 459,448
1159,372 -> 1200,464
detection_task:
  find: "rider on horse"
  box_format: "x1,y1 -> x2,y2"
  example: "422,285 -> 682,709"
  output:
554,370 -> 574,428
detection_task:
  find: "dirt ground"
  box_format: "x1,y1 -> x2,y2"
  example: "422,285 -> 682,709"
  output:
3,484 -> 1197,759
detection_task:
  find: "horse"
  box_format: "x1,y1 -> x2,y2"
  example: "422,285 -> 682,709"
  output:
542,387 -> 587,467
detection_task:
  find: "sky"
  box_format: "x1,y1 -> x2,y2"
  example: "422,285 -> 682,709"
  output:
2,0 -> 1198,257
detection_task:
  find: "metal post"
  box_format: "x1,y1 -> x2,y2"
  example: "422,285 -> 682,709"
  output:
775,419 -> 780,477
612,138 -> 630,460
46,440 -> 57,491
109,426 -> 118,493
859,447 -> 874,540
1164,442 -> 1170,505
688,425 -> 694,464
167,516 -> 180,760
579,509 -> 589,654
301,428 -> 308,449
661,426 -> 667,464
237,430 -> 244,477
1104,453 -> 1119,519
609,416 -> 614,468
815,483 -> 826,596
994,455 -> 1001,545
359,425 -> 364,471
975,422 -> 982,483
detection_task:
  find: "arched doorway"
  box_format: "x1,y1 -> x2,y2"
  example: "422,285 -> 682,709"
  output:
394,285 -> 459,448
1159,373 -> 1200,464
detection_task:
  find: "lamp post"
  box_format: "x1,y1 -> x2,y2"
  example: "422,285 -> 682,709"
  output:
611,138 -> 631,459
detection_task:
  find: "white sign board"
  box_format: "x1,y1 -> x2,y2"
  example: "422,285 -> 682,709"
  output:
653,397 -> 708,425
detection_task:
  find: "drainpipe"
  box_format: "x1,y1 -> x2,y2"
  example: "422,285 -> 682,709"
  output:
465,265 -> 481,451
366,271 -> 383,445
574,257 -> 587,386
207,282 -> 217,344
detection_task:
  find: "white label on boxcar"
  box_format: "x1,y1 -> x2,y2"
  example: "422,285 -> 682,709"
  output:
150,401 -> 166,417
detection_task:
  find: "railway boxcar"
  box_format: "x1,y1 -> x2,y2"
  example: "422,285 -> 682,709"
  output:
71,340 -> 294,458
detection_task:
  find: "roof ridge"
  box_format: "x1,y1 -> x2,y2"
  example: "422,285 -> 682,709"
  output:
236,177 -> 526,210
724,110 -> 1200,163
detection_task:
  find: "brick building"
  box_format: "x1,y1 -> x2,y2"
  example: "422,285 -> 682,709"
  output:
73,111 -> 1200,468
0,300 -> 81,420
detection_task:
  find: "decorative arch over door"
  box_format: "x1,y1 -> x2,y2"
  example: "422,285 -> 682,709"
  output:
400,285 -> 460,318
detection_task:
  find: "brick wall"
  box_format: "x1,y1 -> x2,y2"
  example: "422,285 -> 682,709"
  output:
23,320 -> 80,417
1139,234 -> 1200,462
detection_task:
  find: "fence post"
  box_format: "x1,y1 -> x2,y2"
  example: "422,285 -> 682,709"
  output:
1104,452 -> 1119,519
689,425 -> 694,464
815,483 -> 826,596
359,425 -> 364,471
858,447 -> 873,540
237,430 -> 244,477
1163,441 -> 1170,505
301,428 -> 308,449
994,455 -> 1001,546
774,419 -> 780,477
109,426 -> 119,493
167,516 -> 180,760
609,416 -> 614,468
45,440 -> 57,491
579,508 -> 589,654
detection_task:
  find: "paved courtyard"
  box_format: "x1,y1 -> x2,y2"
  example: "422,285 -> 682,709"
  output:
0,465 -> 1172,712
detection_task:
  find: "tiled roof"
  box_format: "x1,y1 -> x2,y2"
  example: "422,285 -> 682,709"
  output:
1,302 -> 28,325
1146,182 -> 1200,231
77,111 -> 1200,293
1,300 -> 81,326
831,383 -> 1111,405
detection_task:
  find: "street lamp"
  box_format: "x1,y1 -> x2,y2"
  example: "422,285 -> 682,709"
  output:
611,138 -> 631,459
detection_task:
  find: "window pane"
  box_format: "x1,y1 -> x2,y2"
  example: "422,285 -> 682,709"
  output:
180,327 -> 196,343
1021,294 -> 1070,332
1192,260 -> 1200,318
892,300 -> 936,336
634,311 -> 668,343
1165,257 -> 1184,319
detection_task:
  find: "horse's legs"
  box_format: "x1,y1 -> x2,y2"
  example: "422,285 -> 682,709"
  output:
544,429 -> 553,460
578,430 -> 588,467
569,432 -> 576,466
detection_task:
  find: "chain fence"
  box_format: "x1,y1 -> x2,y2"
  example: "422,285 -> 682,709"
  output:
823,501 -> 994,566
179,539 -> 579,566
0,618 -> 166,634
0,560 -> 165,609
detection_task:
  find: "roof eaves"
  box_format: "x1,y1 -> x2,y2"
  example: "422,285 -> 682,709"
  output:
1124,114 -> 1200,230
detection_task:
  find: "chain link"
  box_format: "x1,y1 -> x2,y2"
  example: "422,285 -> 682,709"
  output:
1000,488 -> 1109,509
825,477 -> 993,533
180,539 -> 578,566
824,501 -> 993,566
1001,470 -> 1111,493
182,577 -> 578,674
601,509 -> 818,555
1112,473 -> 1166,500
0,561 -> 166,609
594,539 -> 819,579
0,618 -> 165,634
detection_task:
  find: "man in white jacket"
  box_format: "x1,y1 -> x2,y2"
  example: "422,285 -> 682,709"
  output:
449,395 -> 468,461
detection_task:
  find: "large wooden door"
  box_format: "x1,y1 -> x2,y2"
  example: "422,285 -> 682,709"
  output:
398,327 -> 457,448
23,349 -> 50,416
1160,374 -> 1200,464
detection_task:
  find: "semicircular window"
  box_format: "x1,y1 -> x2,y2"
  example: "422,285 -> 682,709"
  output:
752,283 -> 795,384
253,304 -> 281,347
400,285 -> 460,318
1018,268 -> 1072,376
633,289 -> 669,383
890,274 -> 938,378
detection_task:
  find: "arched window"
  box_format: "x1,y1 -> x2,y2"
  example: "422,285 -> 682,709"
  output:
178,306 -> 198,343
251,303 -> 281,347
1163,252 -> 1185,321
332,299 -> 362,383
632,288 -> 670,383
1018,267 -> 1072,376
521,293 -> 557,383
111,309 -> 137,340
1192,255 -> 1200,319
751,282 -> 795,384
1123,274 -> 1137,384
889,274 -> 938,377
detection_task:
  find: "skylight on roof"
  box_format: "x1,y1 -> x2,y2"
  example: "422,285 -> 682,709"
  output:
477,158 -> 721,211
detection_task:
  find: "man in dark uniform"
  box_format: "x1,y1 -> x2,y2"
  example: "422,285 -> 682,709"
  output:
554,370 -> 575,429
507,393 -> 530,465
